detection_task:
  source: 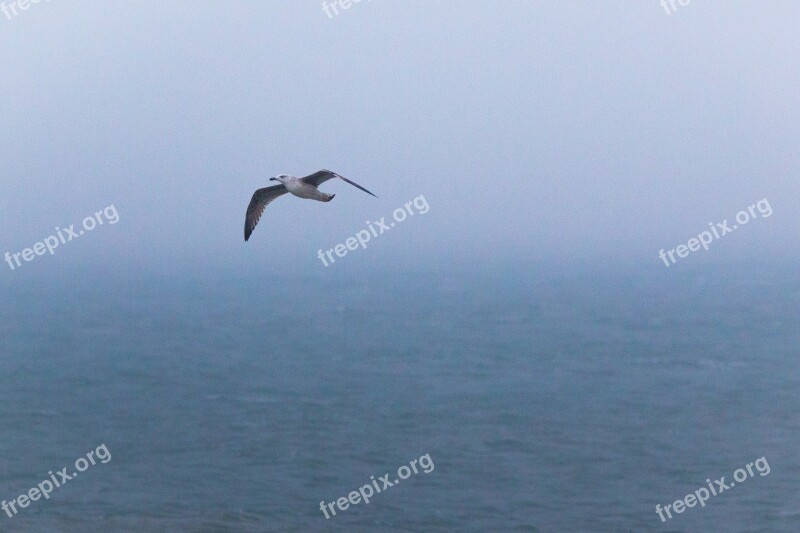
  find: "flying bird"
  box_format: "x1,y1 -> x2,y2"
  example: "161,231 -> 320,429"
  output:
244,169 -> 378,241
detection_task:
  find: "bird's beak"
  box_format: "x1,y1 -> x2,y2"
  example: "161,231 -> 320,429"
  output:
269,177 -> 277,181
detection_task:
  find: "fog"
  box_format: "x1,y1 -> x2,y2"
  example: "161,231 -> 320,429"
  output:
1,1 -> 797,276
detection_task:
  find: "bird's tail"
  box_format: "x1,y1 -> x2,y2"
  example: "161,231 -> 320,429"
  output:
323,194 -> 335,202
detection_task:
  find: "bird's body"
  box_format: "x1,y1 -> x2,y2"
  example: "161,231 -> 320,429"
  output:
244,169 -> 377,241
280,176 -> 335,202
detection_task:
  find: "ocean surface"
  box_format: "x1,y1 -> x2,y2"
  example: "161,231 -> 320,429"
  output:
1,266 -> 798,532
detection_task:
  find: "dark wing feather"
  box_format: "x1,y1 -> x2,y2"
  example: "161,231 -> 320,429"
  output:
300,169 -> 378,198
244,184 -> 289,241
300,170 -> 336,187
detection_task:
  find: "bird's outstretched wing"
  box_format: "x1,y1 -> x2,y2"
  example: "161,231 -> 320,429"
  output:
300,169 -> 378,198
244,184 -> 289,241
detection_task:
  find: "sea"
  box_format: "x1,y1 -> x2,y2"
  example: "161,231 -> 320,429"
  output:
0,265 -> 798,532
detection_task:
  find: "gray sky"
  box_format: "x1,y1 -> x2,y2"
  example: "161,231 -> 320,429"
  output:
1,1 -> 798,275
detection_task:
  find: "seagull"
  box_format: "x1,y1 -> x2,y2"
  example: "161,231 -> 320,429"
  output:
244,169 -> 378,241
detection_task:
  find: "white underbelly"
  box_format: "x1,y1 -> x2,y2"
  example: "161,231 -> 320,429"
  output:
286,181 -> 325,200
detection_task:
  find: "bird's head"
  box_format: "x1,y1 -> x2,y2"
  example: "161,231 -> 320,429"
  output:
270,174 -> 290,184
